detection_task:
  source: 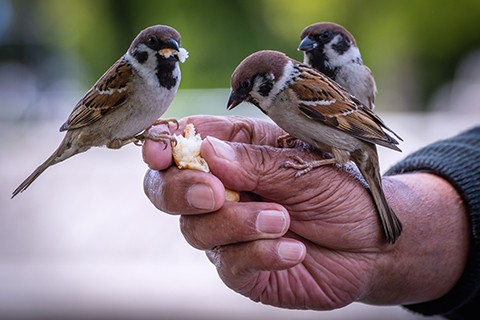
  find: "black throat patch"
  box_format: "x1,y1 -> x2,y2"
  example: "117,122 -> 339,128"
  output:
308,49 -> 337,79
155,54 -> 178,90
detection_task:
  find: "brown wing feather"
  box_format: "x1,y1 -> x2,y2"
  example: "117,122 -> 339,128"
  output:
60,58 -> 132,131
291,64 -> 401,151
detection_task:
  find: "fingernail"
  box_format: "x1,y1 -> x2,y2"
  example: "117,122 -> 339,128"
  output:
206,136 -> 235,161
187,184 -> 215,210
256,210 -> 287,234
277,242 -> 305,262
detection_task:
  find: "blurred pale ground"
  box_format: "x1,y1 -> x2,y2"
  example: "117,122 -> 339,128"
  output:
1,48 -> 480,320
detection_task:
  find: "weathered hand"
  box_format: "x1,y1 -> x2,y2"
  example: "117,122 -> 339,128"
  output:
143,115 -> 468,310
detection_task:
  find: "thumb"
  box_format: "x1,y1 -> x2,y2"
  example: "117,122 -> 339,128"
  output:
201,136 -> 310,198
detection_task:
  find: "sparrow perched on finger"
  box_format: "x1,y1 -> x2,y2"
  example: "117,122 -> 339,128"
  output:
12,25 -> 188,198
227,50 -> 403,244
299,22 -> 377,110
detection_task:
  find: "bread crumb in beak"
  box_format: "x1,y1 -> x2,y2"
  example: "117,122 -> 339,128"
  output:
178,48 -> 189,63
158,47 -> 188,63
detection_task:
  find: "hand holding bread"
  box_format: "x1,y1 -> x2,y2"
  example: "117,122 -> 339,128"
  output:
171,123 -> 240,202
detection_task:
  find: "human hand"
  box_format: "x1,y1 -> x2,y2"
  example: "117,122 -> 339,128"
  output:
143,115 -> 468,310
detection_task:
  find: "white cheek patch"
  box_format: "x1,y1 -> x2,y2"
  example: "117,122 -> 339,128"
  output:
326,38 -> 362,67
274,60 -> 296,94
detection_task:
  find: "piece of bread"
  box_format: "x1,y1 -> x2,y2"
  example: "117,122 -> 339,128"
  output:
172,123 -> 240,202
172,123 -> 210,172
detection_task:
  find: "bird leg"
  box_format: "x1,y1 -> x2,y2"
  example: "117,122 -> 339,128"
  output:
107,137 -> 137,149
281,155 -> 336,177
132,118 -> 179,148
151,118 -> 179,130
134,130 -> 176,149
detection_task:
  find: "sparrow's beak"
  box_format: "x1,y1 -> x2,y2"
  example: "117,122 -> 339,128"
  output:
227,91 -> 244,110
158,39 -> 180,58
298,36 -> 318,51
163,39 -> 180,51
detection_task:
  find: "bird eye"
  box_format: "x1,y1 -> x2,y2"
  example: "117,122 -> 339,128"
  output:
147,36 -> 158,47
240,80 -> 251,89
318,31 -> 332,42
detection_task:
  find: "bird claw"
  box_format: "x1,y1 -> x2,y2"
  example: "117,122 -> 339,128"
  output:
134,130 -> 177,150
134,118 -> 179,148
151,118 -> 179,130
281,155 -> 336,177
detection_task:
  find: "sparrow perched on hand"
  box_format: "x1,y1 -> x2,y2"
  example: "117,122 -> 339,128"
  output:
227,50 -> 403,244
299,22 -> 377,110
12,25 -> 188,198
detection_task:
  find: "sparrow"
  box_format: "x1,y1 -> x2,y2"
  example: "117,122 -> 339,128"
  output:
12,25 -> 188,198
299,22 -> 377,110
227,50 -> 403,244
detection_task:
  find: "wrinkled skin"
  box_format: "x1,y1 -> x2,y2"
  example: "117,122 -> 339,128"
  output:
142,115 -> 468,311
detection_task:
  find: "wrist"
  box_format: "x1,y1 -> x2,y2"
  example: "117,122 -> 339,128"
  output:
361,172 -> 469,305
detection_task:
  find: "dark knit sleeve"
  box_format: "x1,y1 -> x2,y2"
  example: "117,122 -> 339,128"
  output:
385,126 -> 480,318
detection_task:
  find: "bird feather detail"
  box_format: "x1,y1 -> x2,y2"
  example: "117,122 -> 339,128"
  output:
290,64 -> 402,151
60,59 -> 132,131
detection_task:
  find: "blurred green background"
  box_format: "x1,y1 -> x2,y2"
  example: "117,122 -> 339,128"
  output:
1,0 -> 480,118
1,2 -> 479,319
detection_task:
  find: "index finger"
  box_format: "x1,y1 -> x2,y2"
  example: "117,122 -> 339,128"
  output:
180,115 -> 286,145
143,115 -> 287,170
142,124 -> 174,170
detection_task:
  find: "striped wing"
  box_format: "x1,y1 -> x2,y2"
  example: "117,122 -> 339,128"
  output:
290,64 -> 402,151
60,58 -> 132,131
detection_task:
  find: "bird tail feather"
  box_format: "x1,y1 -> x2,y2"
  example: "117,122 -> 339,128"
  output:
359,154 -> 403,244
11,134 -> 80,198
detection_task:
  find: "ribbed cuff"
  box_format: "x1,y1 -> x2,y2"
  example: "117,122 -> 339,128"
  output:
385,126 -> 480,317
